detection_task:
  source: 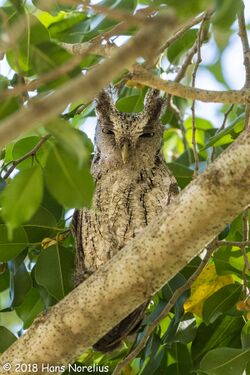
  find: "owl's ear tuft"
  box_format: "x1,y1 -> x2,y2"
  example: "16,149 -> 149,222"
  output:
95,89 -> 114,118
144,89 -> 165,119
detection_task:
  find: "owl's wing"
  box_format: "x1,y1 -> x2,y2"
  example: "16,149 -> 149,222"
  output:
93,302 -> 148,353
72,209 -> 93,286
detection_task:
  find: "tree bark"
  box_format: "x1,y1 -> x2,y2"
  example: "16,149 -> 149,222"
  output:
1,124 -> 250,374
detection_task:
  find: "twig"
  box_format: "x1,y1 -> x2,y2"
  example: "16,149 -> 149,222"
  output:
0,55 -> 83,101
216,240 -> 250,247
159,9 -> 213,54
237,5 -> 250,129
2,134 -> 51,179
241,208 -> 250,295
145,9 -> 213,69
238,7 -> 250,87
210,104 -> 234,162
167,101 -> 190,161
191,19 -> 206,178
165,14 -> 211,165
112,240 -> 217,375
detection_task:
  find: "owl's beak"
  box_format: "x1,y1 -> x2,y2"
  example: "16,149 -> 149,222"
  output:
121,143 -> 129,164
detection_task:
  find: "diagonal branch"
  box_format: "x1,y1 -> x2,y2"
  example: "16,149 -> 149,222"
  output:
0,13 -> 177,151
1,110 -> 250,375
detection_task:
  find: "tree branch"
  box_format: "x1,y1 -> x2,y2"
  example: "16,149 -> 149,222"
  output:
1,114 -> 250,375
131,65 -> 250,104
0,13 -> 177,151
237,4 -> 250,129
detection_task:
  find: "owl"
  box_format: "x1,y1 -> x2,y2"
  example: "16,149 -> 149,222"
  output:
72,88 -> 179,352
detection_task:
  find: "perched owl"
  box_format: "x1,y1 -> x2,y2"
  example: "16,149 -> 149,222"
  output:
72,88 -> 179,352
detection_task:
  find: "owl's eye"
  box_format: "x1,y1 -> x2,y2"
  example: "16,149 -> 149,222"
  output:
102,129 -> 114,135
140,132 -> 155,138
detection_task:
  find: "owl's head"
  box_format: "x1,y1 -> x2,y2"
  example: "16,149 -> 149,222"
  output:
94,89 -> 165,166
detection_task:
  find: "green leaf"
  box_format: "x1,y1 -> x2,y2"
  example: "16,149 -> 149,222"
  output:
167,162 -> 193,188
241,321 -> 250,349
212,0 -> 243,29
140,335 -> 165,375
46,11 -> 87,39
191,315 -> 244,366
35,244 -> 74,301
0,97 -> 20,120
44,144 -> 94,208
1,166 -> 44,232
200,347 -> 250,375
0,225 -> 28,262
46,119 -> 89,165
0,265 -> 9,292
152,0 -> 213,18
202,114 -> 244,150
115,95 -> 144,113
185,117 -> 214,131
10,262 -> 32,307
12,136 -> 48,170
0,75 -> 9,90
0,326 -> 16,353
167,343 -> 193,374
214,246 -> 244,278
174,313 -> 197,344
23,206 -> 57,243
16,288 -> 44,329
162,273 -> 187,301
42,188 -> 64,221
203,284 -> 242,324
167,29 -> 198,64
48,14 -> 91,43
6,14 -> 79,83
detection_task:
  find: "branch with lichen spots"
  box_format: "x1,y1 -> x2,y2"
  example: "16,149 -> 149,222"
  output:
1,112 -> 250,375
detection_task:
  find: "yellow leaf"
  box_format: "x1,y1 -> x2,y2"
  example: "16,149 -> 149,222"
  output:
41,237 -> 57,249
184,264 -> 234,317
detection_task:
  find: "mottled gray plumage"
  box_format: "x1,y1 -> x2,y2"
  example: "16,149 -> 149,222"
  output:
73,89 -> 178,352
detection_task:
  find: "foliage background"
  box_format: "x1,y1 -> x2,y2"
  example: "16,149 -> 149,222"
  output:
0,0 -> 250,374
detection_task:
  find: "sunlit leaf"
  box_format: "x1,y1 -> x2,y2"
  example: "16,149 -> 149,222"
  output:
167,29 -> 198,64
1,166 -> 44,232
184,264 -> 234,317
46,119 -> 90,165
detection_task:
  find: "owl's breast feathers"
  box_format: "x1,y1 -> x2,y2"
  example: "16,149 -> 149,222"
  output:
73,161 -> 178,352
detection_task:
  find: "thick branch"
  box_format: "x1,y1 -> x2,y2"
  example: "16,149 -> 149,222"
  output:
1,116 -> 250,375
132,66 -> 250,104
0,14 -> 176,151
